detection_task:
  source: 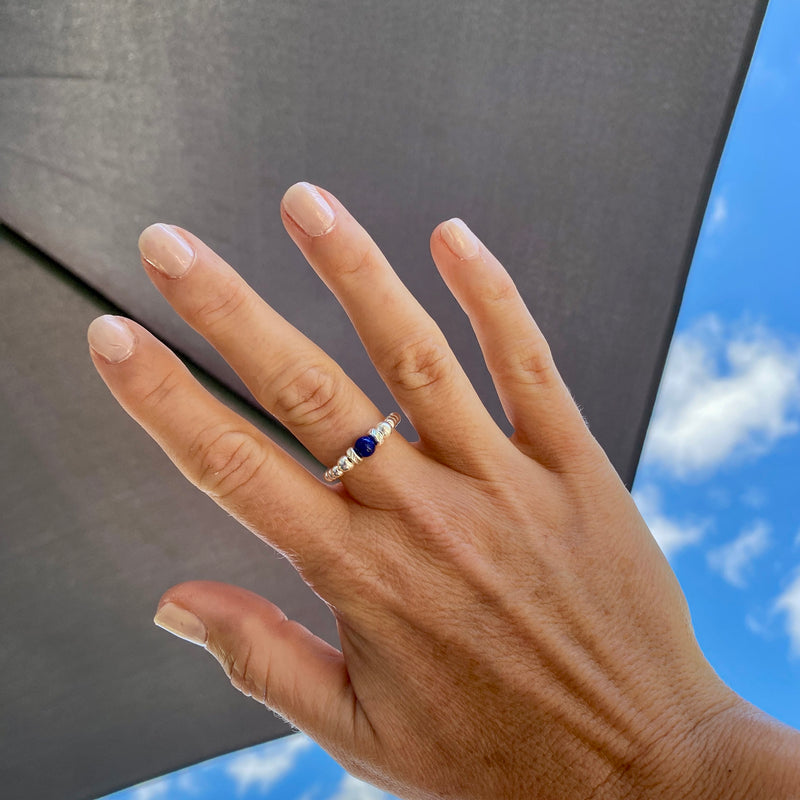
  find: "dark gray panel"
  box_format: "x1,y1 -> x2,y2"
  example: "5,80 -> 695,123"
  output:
0,1 -> 767,798
0,227 -> 337,798
0,0 -> 766,489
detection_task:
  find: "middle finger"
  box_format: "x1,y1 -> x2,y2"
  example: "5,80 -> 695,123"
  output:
280,182 -> 502,475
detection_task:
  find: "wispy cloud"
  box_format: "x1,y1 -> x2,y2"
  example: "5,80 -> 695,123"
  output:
740,487 -> 767,509
745,613 -> 768,637
707,194 -> 728,232
175,771 -> 200,794
131,780 -> 170,800
749,54 -> 790,98
775,571 -> 800,657
227,734 -> 313,795
707,521 -> 771,587
641,314 -> 800,479
328,774 -> 392,800
633,484 -> 708,558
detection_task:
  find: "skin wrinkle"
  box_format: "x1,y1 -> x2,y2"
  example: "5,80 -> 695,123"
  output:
191,273 -> 251,331
644,692 -> 745,800
268,361 -> 343,430
196,431 -> 269,501
584,766 -> 624,800
138,367 -> 181,411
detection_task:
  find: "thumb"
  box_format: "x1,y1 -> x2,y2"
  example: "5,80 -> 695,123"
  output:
153,580 -> 355,746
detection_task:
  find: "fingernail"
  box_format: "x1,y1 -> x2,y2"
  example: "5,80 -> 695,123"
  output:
87,315 -> 136,363
441,218 -> 480,260
138,223 -> 195,278
282,182 -> 335,237
154,602 -> 207,646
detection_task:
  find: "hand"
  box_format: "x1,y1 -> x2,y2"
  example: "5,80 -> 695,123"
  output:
88,182 -> 800,799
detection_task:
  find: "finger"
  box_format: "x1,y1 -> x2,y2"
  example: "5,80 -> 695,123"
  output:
137,221 -> 426,499
87,314 -> 350,582
280,182 -> 505,477
430,219 -> 598,471
153,581 -> 368,757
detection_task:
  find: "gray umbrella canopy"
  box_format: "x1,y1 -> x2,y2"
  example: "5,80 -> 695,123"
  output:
0,1 -> 766,798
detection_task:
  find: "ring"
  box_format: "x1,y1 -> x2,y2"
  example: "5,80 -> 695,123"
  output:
323,412 -> 401,482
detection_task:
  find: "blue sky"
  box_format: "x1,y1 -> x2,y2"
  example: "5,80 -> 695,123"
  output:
103,736 -> 390,800
633,0 -> 800,730
103,1 -> 799,797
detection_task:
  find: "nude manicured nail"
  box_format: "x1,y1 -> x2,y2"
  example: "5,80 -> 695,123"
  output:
138,223 -> 195,277
282,182 -> 336,236
441,218 -> 480,259
87,315 -> 136,363
154,603 -> 207,646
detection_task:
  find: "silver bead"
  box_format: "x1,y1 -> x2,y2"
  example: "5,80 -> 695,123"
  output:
346,447 -> 361,465
370,427 -> 384,444
338,455 -> 353,471
377,421 -> 392,438
323,465 -> 340,482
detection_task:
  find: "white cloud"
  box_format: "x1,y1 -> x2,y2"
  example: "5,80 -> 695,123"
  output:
131,780 -> 170,800
641,315 -> 800,479
227,734 -> 313,795
632,484 -> 708,558
707,521 -> 771,588
328,774 -> 392,800
775,571 -> 800,657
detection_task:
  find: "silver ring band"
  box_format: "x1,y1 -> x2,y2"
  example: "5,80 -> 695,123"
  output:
323,412 -> 401,482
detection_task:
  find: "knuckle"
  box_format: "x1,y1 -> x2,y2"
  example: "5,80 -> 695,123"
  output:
192,275 -> 250,331
269,362 -> 342,429
191,427 -> 269,501
497,338 -> 556,387
386,333 -> 454,394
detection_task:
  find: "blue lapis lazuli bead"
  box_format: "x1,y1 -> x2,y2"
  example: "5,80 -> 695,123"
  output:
353,435 -> 377,458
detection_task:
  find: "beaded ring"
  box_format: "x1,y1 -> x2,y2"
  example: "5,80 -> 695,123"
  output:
323,412 -> 401,482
